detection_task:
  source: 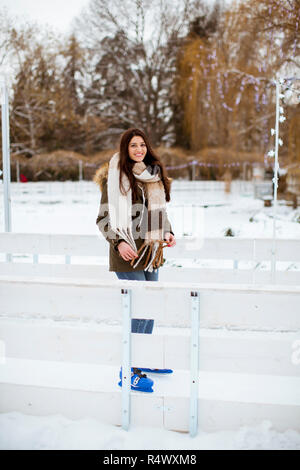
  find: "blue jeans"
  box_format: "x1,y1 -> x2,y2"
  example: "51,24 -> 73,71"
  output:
115,269 -> 158,334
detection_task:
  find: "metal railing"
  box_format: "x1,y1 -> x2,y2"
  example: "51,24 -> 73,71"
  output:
121,287 -> 200,436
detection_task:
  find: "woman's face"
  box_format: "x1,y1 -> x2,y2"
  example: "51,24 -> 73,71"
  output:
128,135 -> 147,162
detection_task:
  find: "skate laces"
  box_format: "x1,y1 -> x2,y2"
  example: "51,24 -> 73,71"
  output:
132,367 -> 147,379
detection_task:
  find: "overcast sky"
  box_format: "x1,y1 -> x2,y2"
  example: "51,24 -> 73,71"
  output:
0,0 -> 90,33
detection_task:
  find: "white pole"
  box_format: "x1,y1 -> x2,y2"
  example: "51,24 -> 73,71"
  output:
79,160 -> 83,181
1,76 -> 12,234
271,79 -> 280,283
16,159 -> 20,183
189,291 -> 200,437
192,160 -> 196,181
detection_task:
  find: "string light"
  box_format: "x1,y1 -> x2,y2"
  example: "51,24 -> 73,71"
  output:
166,76 -> 299,175
165,160 -> 263,171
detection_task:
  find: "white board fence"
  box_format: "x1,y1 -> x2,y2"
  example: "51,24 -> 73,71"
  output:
0,233 -> 300,285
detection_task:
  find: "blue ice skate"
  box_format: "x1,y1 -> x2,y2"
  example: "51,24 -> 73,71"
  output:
118,367 -> 154,393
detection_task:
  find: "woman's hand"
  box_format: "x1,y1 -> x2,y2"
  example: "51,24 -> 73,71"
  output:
118,241 -> 139,261
164,232 -> 176,247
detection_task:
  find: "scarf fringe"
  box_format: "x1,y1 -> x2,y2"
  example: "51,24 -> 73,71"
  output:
131,243 -> 149,269
130,240 -> 169,271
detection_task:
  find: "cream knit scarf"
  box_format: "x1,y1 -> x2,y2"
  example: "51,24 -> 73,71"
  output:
107,152 -> 169,272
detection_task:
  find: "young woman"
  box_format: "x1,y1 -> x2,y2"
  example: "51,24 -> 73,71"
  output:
94,128 -> 176,392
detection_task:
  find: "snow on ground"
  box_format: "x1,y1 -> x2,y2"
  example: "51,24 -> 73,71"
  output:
0,412 -> 300,450
1,180 -> 299,269
0,180 -> 299,238
1,180 -> 300,450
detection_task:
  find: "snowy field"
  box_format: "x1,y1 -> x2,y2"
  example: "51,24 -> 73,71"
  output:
1,412 -> 300,450
0,180 -> 300,239
1,180 -> 300,450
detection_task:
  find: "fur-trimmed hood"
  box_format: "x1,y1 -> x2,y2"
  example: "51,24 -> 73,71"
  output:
93,161 -> 109,192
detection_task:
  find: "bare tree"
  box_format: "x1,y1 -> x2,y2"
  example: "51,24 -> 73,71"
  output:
0,9 -> 12,68
253,0 -> 300,71
175,0 -> 298,156
75,0 -> 199,146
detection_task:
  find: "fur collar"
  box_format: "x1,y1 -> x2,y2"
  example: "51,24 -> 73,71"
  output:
93,162 -> 109,191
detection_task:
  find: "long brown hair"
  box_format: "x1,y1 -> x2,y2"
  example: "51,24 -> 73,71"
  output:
118,128 -> 171,203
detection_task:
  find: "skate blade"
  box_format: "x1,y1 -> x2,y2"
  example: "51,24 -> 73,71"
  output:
137,368 -> 173,374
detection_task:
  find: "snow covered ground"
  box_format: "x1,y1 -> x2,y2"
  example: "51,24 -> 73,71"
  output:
1,180 -> 300,450
1,412 -> 300,450
0,180 -> 300,238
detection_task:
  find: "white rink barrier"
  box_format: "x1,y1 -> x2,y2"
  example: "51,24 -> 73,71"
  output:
0,277 -> 300,435
1,233 -> 300,285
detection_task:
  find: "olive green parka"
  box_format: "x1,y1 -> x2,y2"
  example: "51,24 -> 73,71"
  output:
94,162 -> 174,272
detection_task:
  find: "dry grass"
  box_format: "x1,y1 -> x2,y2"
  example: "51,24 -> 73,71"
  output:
7,147 -> 266,181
